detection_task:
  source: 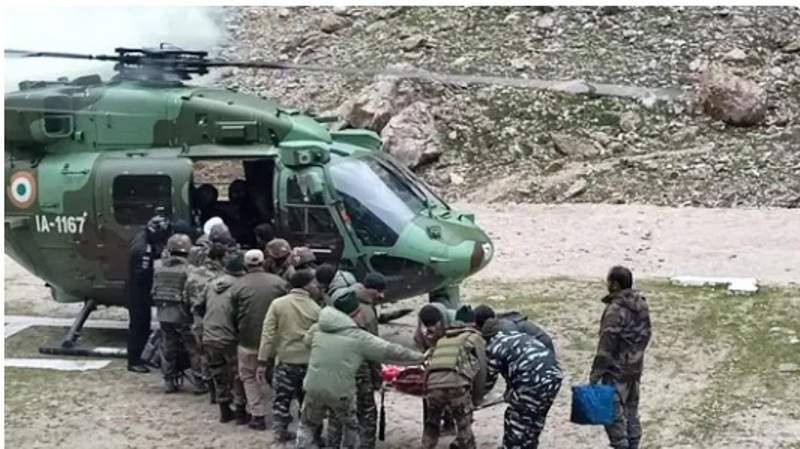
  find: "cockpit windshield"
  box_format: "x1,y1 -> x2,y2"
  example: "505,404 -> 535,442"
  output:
329,155 -> 428,247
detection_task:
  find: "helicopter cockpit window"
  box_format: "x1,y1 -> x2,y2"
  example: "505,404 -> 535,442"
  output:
42,96 -> 74,138
286,174 -> 337,235
112,175 -> 172,226
328,156 -> 427,247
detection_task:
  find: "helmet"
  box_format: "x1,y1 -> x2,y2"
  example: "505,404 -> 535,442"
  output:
265,238 -> 292,259
292,246 -> 316,267
166,233 -> 192,255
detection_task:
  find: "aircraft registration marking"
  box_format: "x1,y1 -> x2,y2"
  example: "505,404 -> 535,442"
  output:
34,212 -> 88,235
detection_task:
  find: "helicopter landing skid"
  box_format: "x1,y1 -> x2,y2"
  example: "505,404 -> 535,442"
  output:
428,284 -> 461,310
60,299 -> 98,349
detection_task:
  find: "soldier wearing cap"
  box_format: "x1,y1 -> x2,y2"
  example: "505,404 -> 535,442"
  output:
264,238 -> 295,281
151,233 -> 206,394
228,249 -> 289,431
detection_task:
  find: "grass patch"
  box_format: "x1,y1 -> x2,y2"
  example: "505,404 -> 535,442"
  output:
462,277 -> 800,446
680,285 -> 800,442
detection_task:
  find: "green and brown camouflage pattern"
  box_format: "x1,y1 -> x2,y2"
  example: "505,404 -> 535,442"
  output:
4,76 -> 493,309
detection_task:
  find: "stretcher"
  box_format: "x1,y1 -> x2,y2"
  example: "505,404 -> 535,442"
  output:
377,364 -> 506,441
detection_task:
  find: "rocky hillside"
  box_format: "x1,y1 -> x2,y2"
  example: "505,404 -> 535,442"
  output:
216,6 -> 800,208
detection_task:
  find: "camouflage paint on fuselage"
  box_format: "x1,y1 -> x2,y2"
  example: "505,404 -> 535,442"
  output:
4,76 -> 493,308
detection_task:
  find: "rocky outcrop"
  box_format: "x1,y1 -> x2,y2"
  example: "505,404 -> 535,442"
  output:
697,64 -> 769,127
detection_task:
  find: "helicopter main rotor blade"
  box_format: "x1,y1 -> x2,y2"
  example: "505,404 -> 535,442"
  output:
206,59 -> 684,100
4,49 -> 119,61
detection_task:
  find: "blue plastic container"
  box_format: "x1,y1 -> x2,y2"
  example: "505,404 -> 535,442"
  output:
570,384 -> 616,426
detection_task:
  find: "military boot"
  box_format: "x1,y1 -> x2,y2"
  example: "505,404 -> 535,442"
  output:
275,429 -> 296,443
219,403 -> 235,423
164,376 -> 180,394
234,404 -> 250,425
207,380 -> 217,404
248,415 -> 267,431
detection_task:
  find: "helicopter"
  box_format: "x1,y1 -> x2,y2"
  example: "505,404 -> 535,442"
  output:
4,45 -> 497,351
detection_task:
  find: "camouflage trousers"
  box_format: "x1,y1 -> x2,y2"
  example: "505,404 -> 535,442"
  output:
272,362 -> 307,433
159,321 -> 202,381
604,378 -> 642,449
296,393 -> 359,449
502,376 -> 562,449
192,320 -> 211,381
422,386 -> 475,449
328,364 -> 375,448
206,344 -> 245,406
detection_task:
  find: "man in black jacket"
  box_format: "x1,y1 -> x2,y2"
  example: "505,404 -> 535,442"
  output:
126,215 -> 170,373
474,305 -> 556,355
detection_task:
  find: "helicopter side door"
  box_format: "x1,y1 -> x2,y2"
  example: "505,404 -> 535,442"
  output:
276,166 -> 344,265
95,151 -> 193,284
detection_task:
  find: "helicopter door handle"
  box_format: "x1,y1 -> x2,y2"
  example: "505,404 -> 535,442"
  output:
429,256 -> 451,263
373,251 -> 387,256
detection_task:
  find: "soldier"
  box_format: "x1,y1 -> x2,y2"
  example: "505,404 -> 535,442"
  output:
340,273 -> 387,449
126,214 -> 170,374
296,292 -> 425,449
184,237 -> 230,402
151,233 -> 205,393
263,238 -> 295,281
483,319 -> 563,449
256,269 -> 322,443
203,250 -> 249,424
253,223 -> 275,250
228,249 -> 289,431
413,302 -> 459,435
422,305 -> 488,449
474,305 -> 556,355
291,246 -> 318,271
314,262 -> 357,307
590,266 -> 652,449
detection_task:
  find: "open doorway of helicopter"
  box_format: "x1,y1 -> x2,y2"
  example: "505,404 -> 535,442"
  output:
190,158 -> 275,248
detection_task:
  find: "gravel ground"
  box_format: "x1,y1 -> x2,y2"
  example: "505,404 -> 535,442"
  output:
4,202 -> 800,448
216,6 -> 800,209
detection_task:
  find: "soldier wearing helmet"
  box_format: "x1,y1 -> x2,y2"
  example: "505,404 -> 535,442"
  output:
151,233 -> 206,394
264,238 -> 295,282
291,246 -> 317,271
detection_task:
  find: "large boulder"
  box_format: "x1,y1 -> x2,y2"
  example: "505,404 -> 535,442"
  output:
697,64 -> 769,127
338,63 -> 419,133
380,102 -> 442,170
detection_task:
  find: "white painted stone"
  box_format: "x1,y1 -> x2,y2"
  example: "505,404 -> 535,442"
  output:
5,358 -> 111,371
669,275 -> 758,294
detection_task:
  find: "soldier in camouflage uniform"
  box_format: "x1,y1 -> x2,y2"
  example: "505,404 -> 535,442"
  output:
422,305 -> 488,449
590,266 -> 651,449
263,238 -> 295,282
151,234 -> 205,393
483,317 -> 563,449
474,305 -> 556,355
203,250 -> 248,424
184,237 -> 229,402
256,269 -> 322,443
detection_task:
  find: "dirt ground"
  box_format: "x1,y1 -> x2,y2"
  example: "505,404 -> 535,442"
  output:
4,202 -> 800,449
